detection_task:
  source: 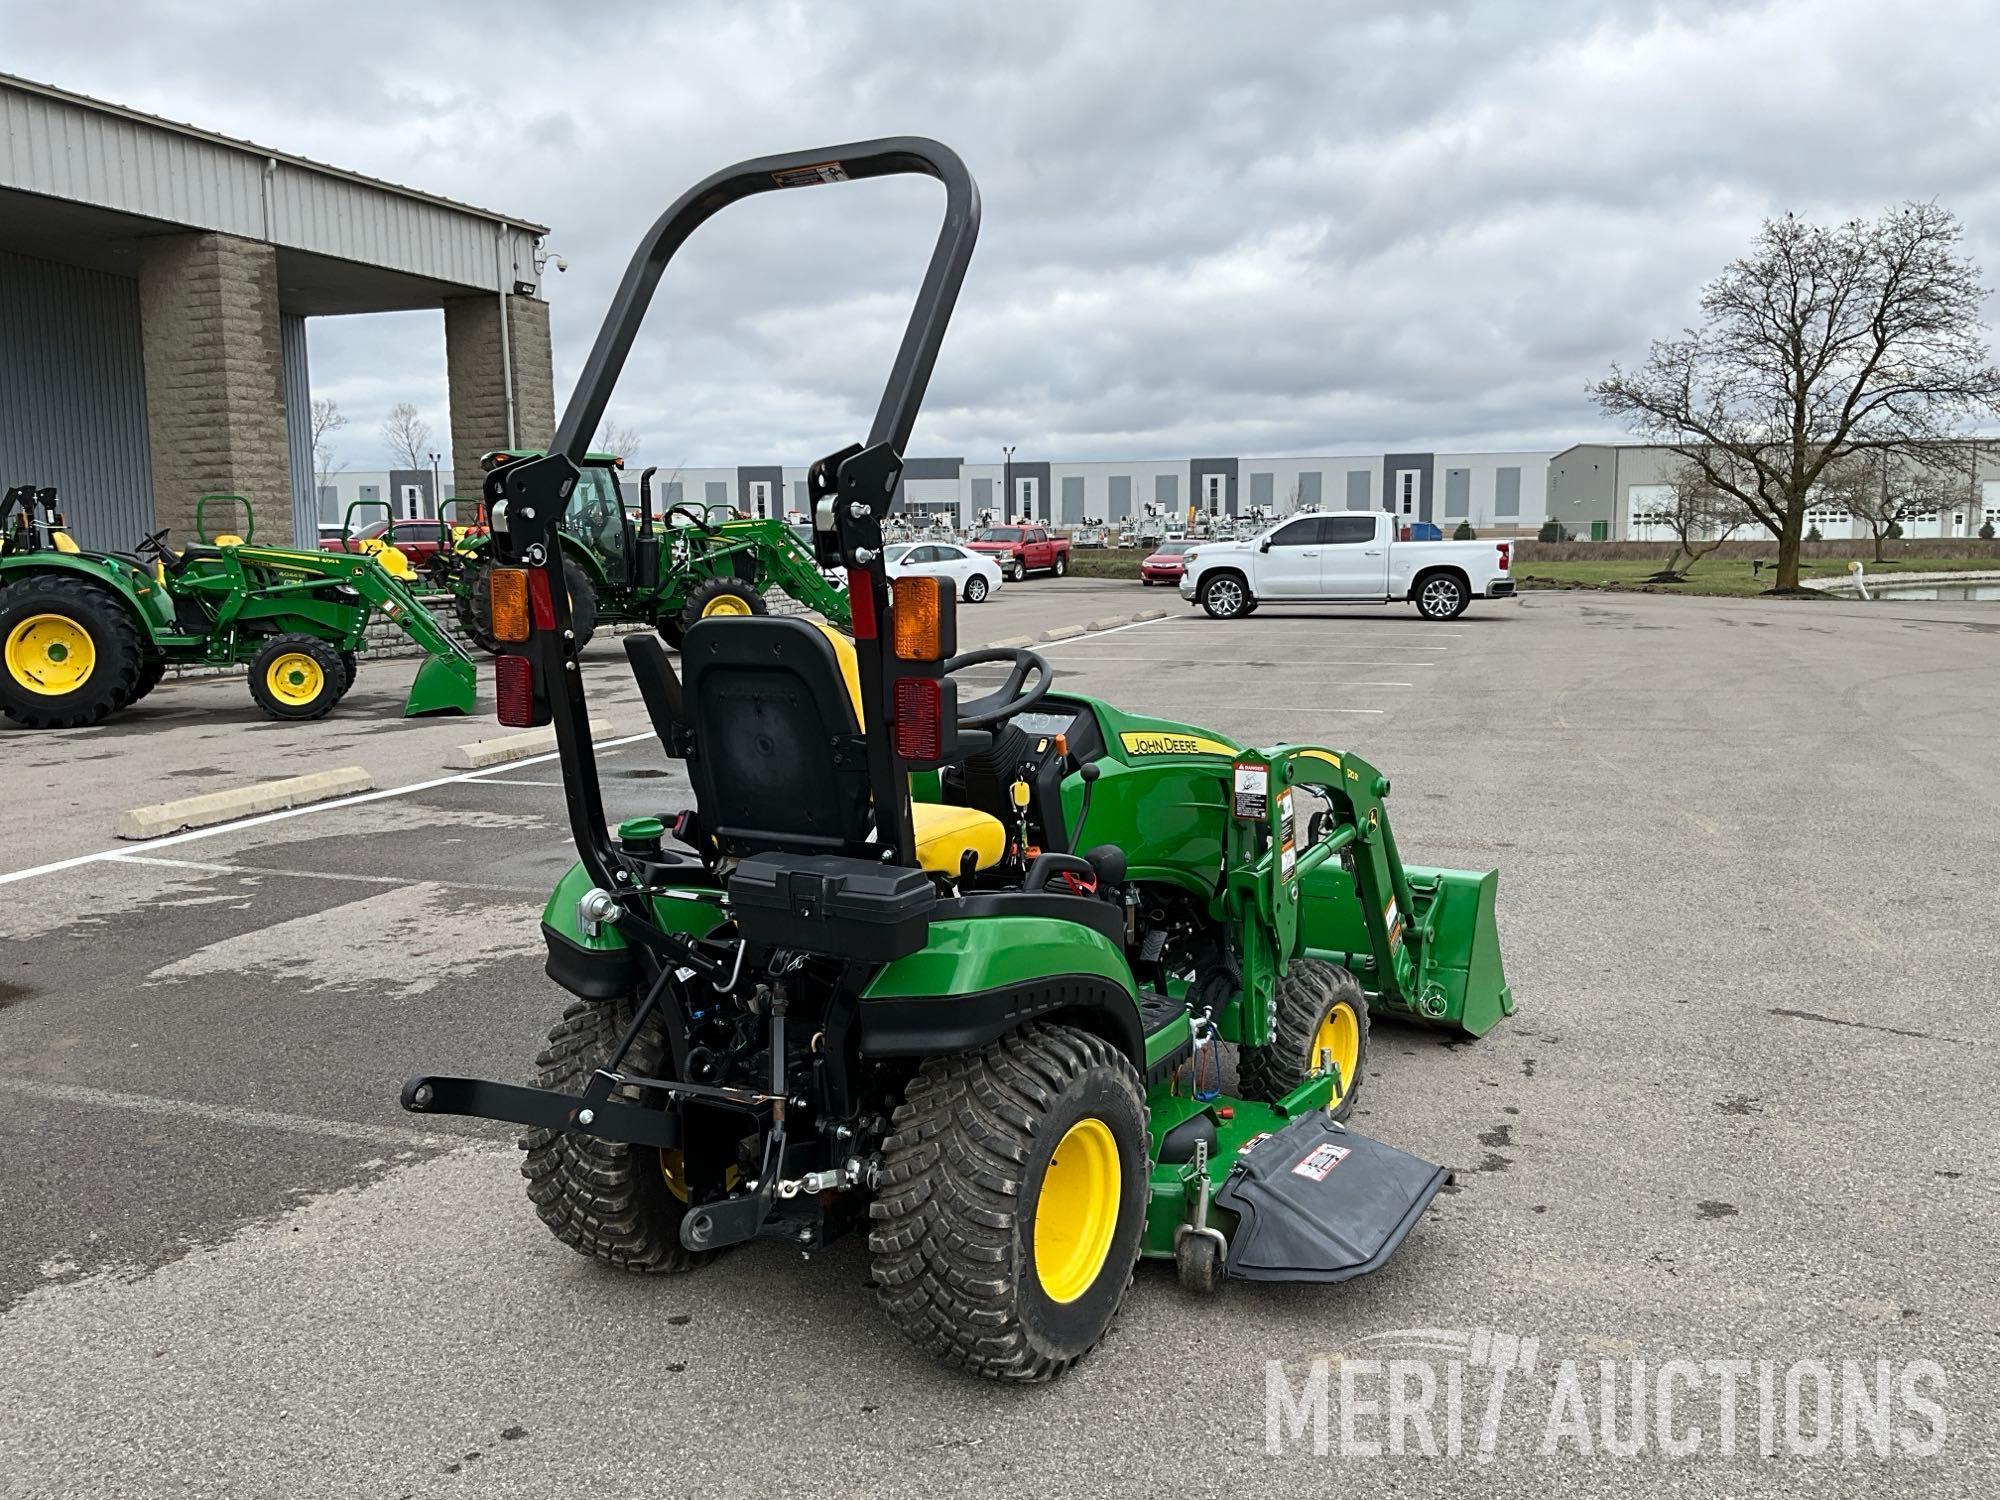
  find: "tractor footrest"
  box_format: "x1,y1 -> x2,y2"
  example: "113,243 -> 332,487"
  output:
400,1074 -> 682,1151
1214,1113 -> 1450,1283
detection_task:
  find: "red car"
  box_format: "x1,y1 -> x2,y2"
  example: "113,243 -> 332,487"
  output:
966,525 -> 1070,580
319,517 -> 449,564
1139,540 -> 1194,586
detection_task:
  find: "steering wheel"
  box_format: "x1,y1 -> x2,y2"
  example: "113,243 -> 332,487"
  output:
136,528 -> 182,568
945,646 -> 1053,729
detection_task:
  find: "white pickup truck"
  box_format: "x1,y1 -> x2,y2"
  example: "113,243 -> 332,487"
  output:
1178,512 -> 1516,621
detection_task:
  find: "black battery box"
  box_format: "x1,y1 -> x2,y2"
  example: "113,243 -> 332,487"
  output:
728,853 -> 937,962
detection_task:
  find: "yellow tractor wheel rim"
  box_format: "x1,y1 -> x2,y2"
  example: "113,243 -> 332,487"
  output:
1034,1117 -> 1121,1304
5,613 -> 96,696
1311,1001 -> 1362,1104
701,592 -> 754,618
266,652 -> 326,707
659,1148 -> 690,1203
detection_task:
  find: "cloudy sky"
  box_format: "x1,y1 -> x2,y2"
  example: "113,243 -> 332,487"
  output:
8,0 -> 2000,471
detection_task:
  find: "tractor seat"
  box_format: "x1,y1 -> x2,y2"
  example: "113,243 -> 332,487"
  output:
807,623 -> 1004,876
642,616 -> 1005,878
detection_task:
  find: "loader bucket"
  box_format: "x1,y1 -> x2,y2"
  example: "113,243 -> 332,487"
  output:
402,651 -> 477,717
1398,864 -> 1513,1037
1299,861 -> 1512,1038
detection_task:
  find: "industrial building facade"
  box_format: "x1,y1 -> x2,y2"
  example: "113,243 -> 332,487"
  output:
0,73 -> 555,550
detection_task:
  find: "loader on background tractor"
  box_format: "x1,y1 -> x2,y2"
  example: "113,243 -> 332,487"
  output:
0,487 -> 477,728
402,138 -> 1513,1381
444,449 -> 851,653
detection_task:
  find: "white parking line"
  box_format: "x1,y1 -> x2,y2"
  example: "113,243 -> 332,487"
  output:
462,776 -> 569,788
106,853 -> 531,893
0,731 -> 658,888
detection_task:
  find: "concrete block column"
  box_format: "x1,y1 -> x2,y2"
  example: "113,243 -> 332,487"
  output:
138,232 -> 293,544
444,293 -> 555,502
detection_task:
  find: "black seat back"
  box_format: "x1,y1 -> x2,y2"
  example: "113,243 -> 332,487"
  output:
677,616 -> 873,858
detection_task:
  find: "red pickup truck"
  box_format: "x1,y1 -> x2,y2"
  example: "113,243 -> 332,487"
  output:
966,525 -> 1070,580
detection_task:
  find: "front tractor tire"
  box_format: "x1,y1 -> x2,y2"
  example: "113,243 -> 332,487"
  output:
1198,571 -> 1252,619
0,575 -> 145,728
871,1023 -> 1147,1382
1237,959 -> 1371,1122
459,556 -> 599,653
678,577 -> 768,633
520,995 -> 710,1274
247,634 -> 346,721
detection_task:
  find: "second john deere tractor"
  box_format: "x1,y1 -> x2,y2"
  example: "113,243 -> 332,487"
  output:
445,451 -> 850,652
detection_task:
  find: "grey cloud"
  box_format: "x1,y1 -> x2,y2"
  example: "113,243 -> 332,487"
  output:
6,0 -> 1998,467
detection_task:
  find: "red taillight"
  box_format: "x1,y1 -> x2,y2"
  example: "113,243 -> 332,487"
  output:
847,568 -> 877,639
893,676 -> 942,761
527,567 -> 557,629
1496,543 -> 1511,571
495,653 -> 536,727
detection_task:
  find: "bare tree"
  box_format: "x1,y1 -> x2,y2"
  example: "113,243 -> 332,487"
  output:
1650,459 -> 1752,577
598,420 -> 643,460
1594,203 -> 2000,591
380,402 -> 432,470
1821,447 -> 1984,562
310,398 -> 348,495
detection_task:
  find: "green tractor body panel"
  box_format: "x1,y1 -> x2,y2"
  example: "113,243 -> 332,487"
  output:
862,915 -> 1134,1000
0,551 -> 178,636
1139,1073 -> 1336,1259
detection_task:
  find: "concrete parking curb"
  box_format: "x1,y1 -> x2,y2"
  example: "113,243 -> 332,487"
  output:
446,719 -> 615,769
1130,607 -> 1173,621
1040,624 -> 1088,642
115,767 -> 376,841
987,635 -> 1038,649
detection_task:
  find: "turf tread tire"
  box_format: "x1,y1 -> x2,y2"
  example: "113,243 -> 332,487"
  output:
678,577 -> 768,632
1237,959 -> 1370,1122
519,995 -> 710,1275
869,1022 -> 1146,1383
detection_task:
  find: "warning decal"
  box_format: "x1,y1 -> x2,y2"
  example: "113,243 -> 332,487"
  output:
1233,760 -> 1269,820
772,161 -> 849,187
1291,1142 -> 1351,1181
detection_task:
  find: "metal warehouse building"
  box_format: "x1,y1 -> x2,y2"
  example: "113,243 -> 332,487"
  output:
0,73 -> 554,550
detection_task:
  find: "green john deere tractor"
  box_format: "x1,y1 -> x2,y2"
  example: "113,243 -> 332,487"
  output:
403,139 -> 1512,1381
0,487 -> 476,728
444,450 -> 850,653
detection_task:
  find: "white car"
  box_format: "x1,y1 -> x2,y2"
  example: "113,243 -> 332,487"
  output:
1179,511 -> 1516,620
884,541 -> 1005,603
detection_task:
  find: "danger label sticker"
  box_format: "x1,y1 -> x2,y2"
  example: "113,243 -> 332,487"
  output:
772,161 -> 848,187
1291,1142 -> 1351,1181
1233,760 -> 1268,820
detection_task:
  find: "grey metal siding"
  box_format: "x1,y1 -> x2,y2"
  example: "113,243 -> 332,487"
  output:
1495,467 -> 1521,516
665,480 -> 684,506
0,248 -> 153,549
792,479 -> 807,511
1345,470 -> 1370,509
970,476 -> 993,515
281,313 -> 314,542
704,480 -> 728,510
1249,472 -> 1273,508
1155,473 -> 1179,509
1,80 -> 543,293
1107,475 -> 1131,519
1444,468 -> 1470,518
1297,471 -> 1321,508
1060,474 -> 1084,522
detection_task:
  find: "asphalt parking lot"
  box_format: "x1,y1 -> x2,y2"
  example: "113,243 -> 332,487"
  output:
3,582 -> 1996,1497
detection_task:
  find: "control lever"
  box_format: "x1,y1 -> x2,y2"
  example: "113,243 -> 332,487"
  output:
1065,762 -> 1100,850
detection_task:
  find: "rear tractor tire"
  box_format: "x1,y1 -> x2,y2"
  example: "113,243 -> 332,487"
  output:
520,994 -> 710,1274
679,577 -> 768,633
1237,959 -> 1371,1122
870,1023 -> 1147,1382
247,634 -> 346,721
130,654 -> 169,706
0,575 -> 145,728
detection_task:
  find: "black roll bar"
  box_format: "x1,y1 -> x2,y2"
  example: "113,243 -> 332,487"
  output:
494,139 -> 980,894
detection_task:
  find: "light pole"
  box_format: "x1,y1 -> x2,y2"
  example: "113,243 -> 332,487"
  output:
428,451 -> 443,519
1002,444 -> 1016,521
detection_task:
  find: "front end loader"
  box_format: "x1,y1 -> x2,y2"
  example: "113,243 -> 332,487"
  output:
401,138 -> 1513,1381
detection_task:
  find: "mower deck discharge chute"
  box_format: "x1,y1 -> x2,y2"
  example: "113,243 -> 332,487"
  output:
401,138 -> 1513,1381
